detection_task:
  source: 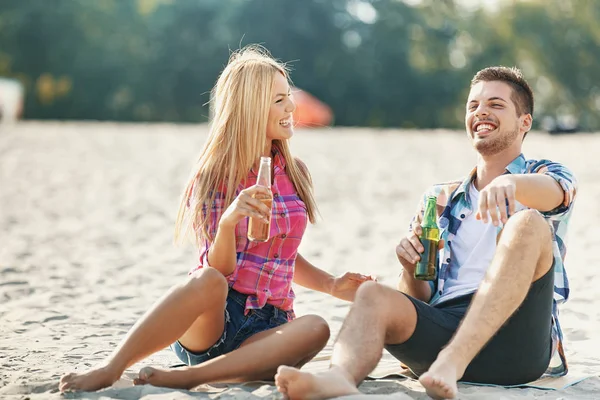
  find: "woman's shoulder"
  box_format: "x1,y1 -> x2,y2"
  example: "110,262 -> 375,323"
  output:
272,143 -> 309,172
293,157 -> 313,185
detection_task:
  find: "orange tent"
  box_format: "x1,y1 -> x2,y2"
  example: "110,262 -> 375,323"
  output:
292,87 -> 333,128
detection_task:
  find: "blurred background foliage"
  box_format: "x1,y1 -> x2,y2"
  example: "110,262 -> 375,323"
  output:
0,0 -> 598,130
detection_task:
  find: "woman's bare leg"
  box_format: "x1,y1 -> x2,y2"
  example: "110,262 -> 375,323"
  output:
133,314 -> 331,389
59,267 -> 229,392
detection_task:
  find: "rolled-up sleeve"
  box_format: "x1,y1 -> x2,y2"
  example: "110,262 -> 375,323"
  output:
529,160 -> 577,217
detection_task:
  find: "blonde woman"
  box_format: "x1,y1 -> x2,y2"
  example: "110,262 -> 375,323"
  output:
59,45 -> 373,392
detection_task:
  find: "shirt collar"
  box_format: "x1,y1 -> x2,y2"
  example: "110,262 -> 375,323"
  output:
453,167 -> 476,199
272,144 -> 286,175
452,153 -> 527,201
505,153 -> 527,175
249,144 -> 286,177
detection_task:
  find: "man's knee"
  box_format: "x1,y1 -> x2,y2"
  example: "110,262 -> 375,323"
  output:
354,282 -> 418,342
505,209 -> 550,233
355,281 -> 388,307
355,281 -> 414,311
504,209 -> 552,244
502,209 -> 553,277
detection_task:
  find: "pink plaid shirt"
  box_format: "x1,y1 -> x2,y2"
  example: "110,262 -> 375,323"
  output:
190,148 -> 308,319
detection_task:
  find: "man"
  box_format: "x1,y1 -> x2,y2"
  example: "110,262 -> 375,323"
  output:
275,66 -> 577,400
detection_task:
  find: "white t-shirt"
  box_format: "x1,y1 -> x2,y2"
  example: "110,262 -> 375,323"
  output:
432,182 -> 497,305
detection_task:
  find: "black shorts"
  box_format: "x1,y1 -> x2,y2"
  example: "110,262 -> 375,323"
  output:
385,266 -> 554,385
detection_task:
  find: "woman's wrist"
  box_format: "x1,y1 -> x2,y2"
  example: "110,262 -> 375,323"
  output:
217,218 -> 236,231
326,275 -> 336,295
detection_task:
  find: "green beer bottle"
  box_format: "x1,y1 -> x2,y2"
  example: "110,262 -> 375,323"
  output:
414,196 -> 439,281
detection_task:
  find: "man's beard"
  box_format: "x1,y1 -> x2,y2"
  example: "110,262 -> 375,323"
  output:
473,123 -> 519,156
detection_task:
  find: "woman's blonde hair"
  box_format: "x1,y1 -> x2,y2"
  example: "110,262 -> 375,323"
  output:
175,45 -> 318,246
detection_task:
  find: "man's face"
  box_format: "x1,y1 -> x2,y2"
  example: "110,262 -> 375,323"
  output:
465,81 -> 530,157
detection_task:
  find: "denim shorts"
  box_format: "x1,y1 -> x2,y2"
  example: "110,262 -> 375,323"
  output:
170,288 -> 290,366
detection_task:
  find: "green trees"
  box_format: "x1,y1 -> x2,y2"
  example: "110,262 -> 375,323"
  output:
0,0 -> 597,129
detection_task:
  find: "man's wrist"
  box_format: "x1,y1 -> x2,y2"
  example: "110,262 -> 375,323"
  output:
400,267 -> 416,284
508,174 -> 522,197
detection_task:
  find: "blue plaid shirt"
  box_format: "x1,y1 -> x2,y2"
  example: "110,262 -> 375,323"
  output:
410,154 -> 577,377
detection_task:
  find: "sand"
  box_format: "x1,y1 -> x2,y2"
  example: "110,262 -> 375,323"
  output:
0,121 -> 598,399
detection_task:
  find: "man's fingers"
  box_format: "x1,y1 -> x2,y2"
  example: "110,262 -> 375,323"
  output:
487,190 -> 500,226
477,192 -> 489,223
506,185 -> 516,219
408,232 -> 424,253
496,190 -> 508,224
413,224 -> 422,236
400,239 -> 421,263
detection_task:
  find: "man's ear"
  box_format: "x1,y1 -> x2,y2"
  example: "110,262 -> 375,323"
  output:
521,113 -> 533,134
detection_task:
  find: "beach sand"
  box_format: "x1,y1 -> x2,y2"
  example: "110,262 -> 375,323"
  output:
0,121 -> 598,399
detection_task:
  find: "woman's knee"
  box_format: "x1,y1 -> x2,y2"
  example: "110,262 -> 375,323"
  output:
185,267 -> 228,300
298,315 -> 331,346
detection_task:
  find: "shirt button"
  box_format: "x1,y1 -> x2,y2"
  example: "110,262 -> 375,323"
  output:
273,193 -> 279,198
438,290 -> 442,295
280,212 -> 285,217
281,234 -> 287,239
460,214 -> 465,219
446,258 -> 451,263
274,254 -> 279,259
447,241 -> 451,245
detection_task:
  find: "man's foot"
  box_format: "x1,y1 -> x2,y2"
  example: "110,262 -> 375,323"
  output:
275,365 -> 360,400
418,357 -> 462,400
59,366 -> 120,393
133,366 -> 195,389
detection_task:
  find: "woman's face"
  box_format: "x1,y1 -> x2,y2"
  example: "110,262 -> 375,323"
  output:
266,72 -> 296,142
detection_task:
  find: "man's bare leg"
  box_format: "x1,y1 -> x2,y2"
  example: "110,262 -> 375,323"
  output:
420,210 -> 554,399
59,267 -> 229,392
275,281 -> 418,400
132,314 -> 330,389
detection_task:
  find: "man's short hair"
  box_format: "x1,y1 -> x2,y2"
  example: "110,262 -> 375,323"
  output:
471,66 -> 534,117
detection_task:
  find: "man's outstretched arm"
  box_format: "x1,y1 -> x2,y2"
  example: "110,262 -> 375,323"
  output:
477,162 -> 577,225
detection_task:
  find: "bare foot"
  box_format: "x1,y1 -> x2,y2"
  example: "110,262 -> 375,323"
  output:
59,366 -> 120,393
134,366 -> 195,389
275,365 -> 360,400
418,359 -> 461,400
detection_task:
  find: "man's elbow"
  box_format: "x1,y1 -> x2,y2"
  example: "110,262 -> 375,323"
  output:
539,191 -> 565,212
